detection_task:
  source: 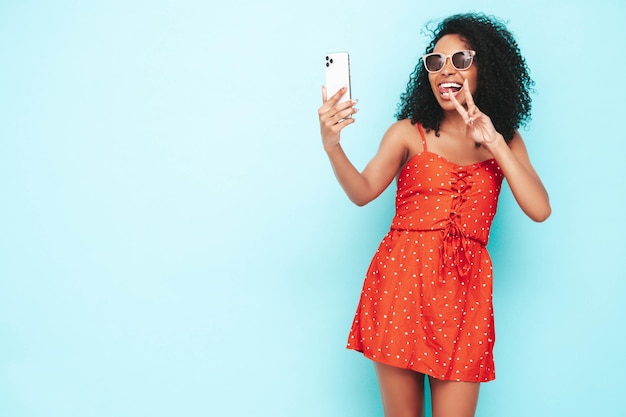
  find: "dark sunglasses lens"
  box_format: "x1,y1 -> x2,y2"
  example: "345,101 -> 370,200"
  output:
425,55 -> 444,72
452,51 -> 473,70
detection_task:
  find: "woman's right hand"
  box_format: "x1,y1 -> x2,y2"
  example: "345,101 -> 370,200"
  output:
318,86 -> 358,152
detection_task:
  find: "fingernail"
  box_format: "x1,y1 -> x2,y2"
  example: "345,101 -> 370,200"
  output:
352,99 -> 359,105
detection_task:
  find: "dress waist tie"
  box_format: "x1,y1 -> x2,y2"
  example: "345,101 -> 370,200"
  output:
390,222 -> 486,282
440,221 -> 485,282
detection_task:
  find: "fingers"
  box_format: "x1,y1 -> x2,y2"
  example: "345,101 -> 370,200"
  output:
321,85 -> 347,104
318,96 -> 357,150
318,86 -> 358,146
449,79 -> 480,125
448,88 -> 469,121
334,115 -> 356,128
462,79 -> 481,125
324,102 -> 359,126
319,86 -> 350,120
463,79 -> 476,109
319,92 -> 358,119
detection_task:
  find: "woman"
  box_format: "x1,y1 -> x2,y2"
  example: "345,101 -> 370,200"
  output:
317,13 -> 551,417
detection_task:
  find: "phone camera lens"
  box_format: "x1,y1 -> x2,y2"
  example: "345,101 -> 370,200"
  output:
325,56 -> 329,61
330,58 -> 334,64
326,62 -> 330,67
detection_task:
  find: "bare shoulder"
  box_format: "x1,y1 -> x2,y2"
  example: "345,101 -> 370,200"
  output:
380,119 -> 420,148
371,119 -> 422,172
385,118 -> 418,137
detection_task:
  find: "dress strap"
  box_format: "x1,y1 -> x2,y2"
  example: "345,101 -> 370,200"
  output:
416,123 -> 428,152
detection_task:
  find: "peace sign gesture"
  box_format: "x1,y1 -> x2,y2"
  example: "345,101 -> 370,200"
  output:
449,79 -> 501,146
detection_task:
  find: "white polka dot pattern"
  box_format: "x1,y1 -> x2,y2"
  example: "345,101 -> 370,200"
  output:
347,140 -> 504,383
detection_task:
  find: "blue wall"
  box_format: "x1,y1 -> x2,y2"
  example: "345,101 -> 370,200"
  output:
1,0 -> 625,416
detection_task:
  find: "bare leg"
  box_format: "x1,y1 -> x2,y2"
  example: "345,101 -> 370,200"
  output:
429,376 -> 480,417
374,361 -> 425,417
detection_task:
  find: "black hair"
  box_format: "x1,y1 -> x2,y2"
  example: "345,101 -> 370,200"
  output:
395,13 -> 534,142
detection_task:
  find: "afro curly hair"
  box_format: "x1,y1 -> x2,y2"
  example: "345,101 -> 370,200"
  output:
395,13 -> 534,142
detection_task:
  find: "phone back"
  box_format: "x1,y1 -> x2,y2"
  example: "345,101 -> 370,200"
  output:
325,52 -> 351,103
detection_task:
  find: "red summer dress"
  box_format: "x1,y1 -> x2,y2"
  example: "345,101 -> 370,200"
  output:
347,123 -> 504,382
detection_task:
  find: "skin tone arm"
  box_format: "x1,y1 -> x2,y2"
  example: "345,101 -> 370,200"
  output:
319,80 -> 551,220
450,79 -> 551,222
318,86 -> 408,206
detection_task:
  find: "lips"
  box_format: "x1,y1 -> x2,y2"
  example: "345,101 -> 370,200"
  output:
438,82 -> 463,99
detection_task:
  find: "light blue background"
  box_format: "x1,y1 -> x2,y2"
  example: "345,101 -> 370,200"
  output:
1,0 -> 625,416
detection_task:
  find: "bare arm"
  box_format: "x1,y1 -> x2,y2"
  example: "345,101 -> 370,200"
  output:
450,80 -> 551,222
318,86 -> 408,206
485,133 -> 551,222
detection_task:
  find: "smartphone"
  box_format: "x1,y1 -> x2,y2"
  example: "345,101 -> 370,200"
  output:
324,52 -> 351,104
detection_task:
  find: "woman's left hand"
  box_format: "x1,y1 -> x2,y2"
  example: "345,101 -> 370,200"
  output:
449,79 -> 501,147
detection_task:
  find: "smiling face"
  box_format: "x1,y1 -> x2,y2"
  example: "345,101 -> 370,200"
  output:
427,34 -> 478,112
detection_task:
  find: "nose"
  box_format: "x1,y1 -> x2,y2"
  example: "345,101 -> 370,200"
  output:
440,56 -> 457,75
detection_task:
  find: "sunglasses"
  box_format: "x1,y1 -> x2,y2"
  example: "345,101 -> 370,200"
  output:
422,50 -> 476,73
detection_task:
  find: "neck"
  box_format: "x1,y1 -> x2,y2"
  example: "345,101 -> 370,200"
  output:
440,111 -> 469,136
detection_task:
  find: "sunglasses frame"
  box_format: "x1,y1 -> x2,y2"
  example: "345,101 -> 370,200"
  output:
422,50 -> 476,73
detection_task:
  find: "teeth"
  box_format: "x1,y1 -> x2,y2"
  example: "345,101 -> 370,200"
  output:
441,82 -> 462,89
